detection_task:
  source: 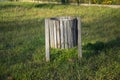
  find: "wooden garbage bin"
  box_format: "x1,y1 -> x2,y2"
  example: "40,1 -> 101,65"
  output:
45,16 -> 82,61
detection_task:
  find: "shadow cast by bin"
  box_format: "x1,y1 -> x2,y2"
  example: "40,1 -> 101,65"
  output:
50,49 -> 64,61
83,37 -> 120,58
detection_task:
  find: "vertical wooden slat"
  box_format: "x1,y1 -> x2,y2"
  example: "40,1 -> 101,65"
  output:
63,21 -> 65,48
73,19 -> 77,46
52,21 -> 55,48
77,17 -> 82,58
64,20 -> 68,48
50,20 -> 54,48
54,21 -> 57,48
75,18 -> 78,45
72,19 -> 75,46
60,20 -> 64,49
45,19 -> 50,61
67,20 -> 71,48
56,21 -> 61,48
75,19 -> 78,46
49,20 -> 52,48
70,20 -> 74,48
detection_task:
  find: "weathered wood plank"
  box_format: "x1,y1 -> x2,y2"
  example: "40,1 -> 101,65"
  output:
73,19 -> 77,46
54,21 -> 57,48
56,21 -> 61,48
67,20 -> 71,48
70,20 -> 74,48
64,20 -> 68,48
50,20 -> 54,48
49,20 -> 52,48
45,19 -> 50,61
72,19 -> 75,46
60,20 -> 64,49
77,17 -> 82,58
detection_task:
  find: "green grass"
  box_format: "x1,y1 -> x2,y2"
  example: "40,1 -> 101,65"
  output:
0,2 -> 120,80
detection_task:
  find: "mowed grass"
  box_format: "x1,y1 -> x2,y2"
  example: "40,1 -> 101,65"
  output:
0,2 -> 120,80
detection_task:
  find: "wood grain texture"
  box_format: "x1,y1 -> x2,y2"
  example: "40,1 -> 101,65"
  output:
56,21 -> 61,48
45,19 -> 50,61
64,21 -> 68,48
77,17 -> 82,58
60,20 -> 64,49
50,20 -> 54,48
54,21 -> 57,48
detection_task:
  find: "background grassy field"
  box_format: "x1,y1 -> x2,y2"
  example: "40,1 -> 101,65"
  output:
0,2 -> 120,80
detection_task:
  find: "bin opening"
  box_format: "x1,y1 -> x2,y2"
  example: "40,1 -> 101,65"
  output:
50,16 -> 76,21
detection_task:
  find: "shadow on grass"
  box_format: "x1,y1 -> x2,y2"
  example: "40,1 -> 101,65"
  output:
34,4 -> 56,9
50,49 -> 65,62
0,18 -> 44,32
0,4 -> 19,9
83,37 -> 120,58
46,37 -> 120,62
0,3 -> 56,9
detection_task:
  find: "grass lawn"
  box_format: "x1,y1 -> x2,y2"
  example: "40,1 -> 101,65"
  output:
0,2 -> 120,80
